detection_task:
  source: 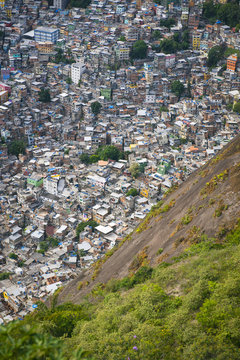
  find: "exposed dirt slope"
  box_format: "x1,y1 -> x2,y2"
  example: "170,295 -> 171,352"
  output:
58,135 -> 240,304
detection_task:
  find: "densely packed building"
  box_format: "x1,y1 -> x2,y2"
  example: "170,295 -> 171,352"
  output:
0,0 -> 239,322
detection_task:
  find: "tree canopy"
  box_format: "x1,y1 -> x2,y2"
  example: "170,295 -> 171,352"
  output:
76,220 -> 98,237
160,18 -> 176,29
126,188 -> 139,197
203,0 -> 240,28
152,30 -> 189,54
39,88 -> 51,103
38,237 -> 59,254
8,139 -> 26,158
171,80 -> 185,99
80,145 -> 125,164
207,44 -> 226,68
129,162 -> 141,178
69,0 -> 91,8
91,101 -> 102,116
54,48 -> 75,65
233,102 -> 240,113
130,40 -> 148,60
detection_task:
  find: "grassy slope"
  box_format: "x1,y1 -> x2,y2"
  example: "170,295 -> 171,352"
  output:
62,225 -> 240,360
3,221 -> 240,360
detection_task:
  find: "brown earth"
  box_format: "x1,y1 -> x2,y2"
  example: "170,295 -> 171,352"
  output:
57,134 -> 240,305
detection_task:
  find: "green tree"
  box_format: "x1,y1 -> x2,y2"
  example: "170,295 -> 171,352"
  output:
130,40 -> 148,60
8,139 -> 26,157
160,18 -> 176,29
76,220 -> 98,237
91,101 -> 102,116
118,35 -> 126,41
233,102 -> 240,113
0,321 -> 65,360
79,249 -> 86,257
160,106 -> 168,112
203,1 -> 240,27
80,153 -> 90,164
126,188 -> 139,197
235,24 -> 240,32
207,45 -> 226,68
152,30 -> 162,40
129,162 -> 141,178
0,272 -> 11,280
9,253 -> 18,260
97,145 -> 121,161
69,0 -> 91,8
39,241 -> 49,254
89,154 -> 100,163
66,77 -> 72,84
39,88 -> 51,103
48,237 -> 59,248
39,237 -> 58,254
171,80 -> 185,100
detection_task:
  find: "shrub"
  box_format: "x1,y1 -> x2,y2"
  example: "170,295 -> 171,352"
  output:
129,247 -> 149,272
157,248 -> 163,255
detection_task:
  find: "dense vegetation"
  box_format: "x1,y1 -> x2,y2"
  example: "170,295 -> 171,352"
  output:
152,30 -> 189,54
203,0 -> 240,28
207,44 -> 239,68
160,18 -> 176,29
69,0 -> 91,8
0,272 -> 11,280
38,237 -> 59,254
171,80 -> 185,100
39,88 -> 51,103
130,40 -> 148,60
126,188 -> 139,197
2,219 -> 240,359
7,139 -> 27,158
90,101 -> 102,116
54,48 -> 75,65
76,220 -> 98,238
80,145 -> 126,164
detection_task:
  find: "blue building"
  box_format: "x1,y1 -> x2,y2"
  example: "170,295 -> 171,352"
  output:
34,27 -> 60,44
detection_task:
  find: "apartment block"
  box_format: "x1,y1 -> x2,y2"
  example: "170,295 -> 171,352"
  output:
227,54 -> 237,72
71,62 -> 86,84
53,0 -> 69,10
34,27 -> 60,44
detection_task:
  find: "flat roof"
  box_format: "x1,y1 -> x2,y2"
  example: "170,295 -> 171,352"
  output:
35,27 -> 59,33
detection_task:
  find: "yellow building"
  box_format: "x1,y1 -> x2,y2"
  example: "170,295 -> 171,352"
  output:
192,32 -> 201,50
0,0 -> 5,8
140,188 -> 149,198
181,11 -> 189,22
37,41 -> 54,53
5,6 -> 12,17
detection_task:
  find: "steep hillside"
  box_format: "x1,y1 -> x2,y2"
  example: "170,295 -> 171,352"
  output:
2,135 -> 240,360
58,134 -> 240,304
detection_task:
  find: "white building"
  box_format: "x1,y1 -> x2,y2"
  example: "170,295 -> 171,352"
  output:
71,61 -> 86,84
115,43 -> 130,61
53,0 -> 69,10
43,176 -> 65,195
